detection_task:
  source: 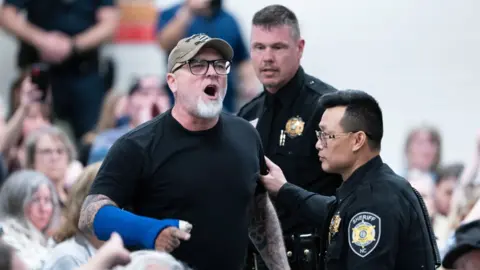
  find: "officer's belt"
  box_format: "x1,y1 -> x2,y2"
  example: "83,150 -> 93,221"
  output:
248,233 -> 322,270
50,50 -> 100,75
284,233 -> 321,266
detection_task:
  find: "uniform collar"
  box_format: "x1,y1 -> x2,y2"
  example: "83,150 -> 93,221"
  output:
336,155 -> 383,201
264,66 -> 304,108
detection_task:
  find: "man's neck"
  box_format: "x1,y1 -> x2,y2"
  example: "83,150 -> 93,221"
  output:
341,151 -> 380,181
265,85 -> 283,94
171,105 -> 219,131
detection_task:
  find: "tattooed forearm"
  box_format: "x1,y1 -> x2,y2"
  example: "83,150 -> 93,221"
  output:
248,192 -> 289,270
78,194 -> 117,236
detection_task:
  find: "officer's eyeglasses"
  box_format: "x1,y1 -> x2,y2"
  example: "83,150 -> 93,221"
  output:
315,130 -> 372,148
172,59 -> 231,75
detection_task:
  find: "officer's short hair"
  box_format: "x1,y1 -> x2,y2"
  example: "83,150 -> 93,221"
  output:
319,90 -> 383,150
252,5 -> 301,40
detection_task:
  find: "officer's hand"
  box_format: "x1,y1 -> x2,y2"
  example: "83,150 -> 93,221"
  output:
155,221 -> 192,252
260,156 -> 288,195
38,32 -> 72,64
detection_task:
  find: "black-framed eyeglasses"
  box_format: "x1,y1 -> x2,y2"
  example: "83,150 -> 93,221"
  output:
315,130 -> 372,147
172,59 -> 231,75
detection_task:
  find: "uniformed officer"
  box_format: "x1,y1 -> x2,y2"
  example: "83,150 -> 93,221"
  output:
260,89 -> 441,269
0,0 -> 119,142
237,4 -> 342,270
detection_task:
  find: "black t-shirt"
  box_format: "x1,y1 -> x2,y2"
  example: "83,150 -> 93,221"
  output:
89,110 -> 267,270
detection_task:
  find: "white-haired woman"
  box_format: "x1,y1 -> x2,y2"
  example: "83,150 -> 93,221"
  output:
0,170 -> 60,269
42,162 -> 104,270
114,250 -> 190,270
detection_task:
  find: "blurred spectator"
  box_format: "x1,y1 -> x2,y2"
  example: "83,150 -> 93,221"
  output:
404,125 -> 442,178
0,95 -> 7,135
114,250 -> 191,270
0,97 -> 8,184
79,91 -> 127,165
76,233 -> 189,270
8,73 -> 52,121
435,164 -> 465,217
42,162 -> 103,270
409,170 -> 437,219
0,240 -> 28,270
24,126 -> 82,205
442,220 -> 480,270
0,0 -> 120,141
156,0 -> 260,112
444,133 -> 480,244
0,74 -> 52,174
0,170 -> 60,269
87,76 -> 170,165
433,163 -> 465,254
76,233 -> 130,270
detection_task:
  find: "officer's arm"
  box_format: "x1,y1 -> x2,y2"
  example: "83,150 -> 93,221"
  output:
276,183 -> 335,227
344,202 -> 400,270
72,2 -> 119,53
0,4 -> 47,47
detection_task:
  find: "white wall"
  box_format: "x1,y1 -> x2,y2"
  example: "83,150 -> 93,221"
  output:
1,0 -> 479,172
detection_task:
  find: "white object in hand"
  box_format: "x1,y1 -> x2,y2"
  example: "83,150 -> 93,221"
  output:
179,220 -> 193,233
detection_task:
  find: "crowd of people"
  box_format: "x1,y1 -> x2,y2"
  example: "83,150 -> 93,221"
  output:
0,0 -> 479,270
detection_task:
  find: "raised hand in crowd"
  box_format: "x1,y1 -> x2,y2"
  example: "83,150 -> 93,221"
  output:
0,75 -> 44,154
76,233 -> 131,270
19,76 -> 44,106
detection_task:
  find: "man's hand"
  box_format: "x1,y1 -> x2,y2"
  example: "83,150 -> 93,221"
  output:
260,156 -> 288,195
155,223 -> 192,252
37,31 -> 72,64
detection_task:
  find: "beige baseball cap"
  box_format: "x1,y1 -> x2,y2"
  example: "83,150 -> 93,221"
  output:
167,33 -> 234,73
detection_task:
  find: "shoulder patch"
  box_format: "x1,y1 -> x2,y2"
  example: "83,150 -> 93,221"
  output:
348,211 -> 381,258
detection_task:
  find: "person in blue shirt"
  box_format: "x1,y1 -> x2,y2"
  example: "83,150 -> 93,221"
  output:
156,0 -> 259,113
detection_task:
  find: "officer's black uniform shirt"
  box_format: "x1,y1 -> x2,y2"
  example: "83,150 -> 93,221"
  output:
4,0 -> 114,68
238,66 -> 342,234
277,156 -> 440,270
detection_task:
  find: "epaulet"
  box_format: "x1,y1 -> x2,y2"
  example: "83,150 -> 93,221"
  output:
304,73 -> 337,96
237,91 -> 266,118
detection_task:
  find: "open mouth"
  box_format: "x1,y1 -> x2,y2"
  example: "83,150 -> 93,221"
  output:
204,84 -> 218,98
